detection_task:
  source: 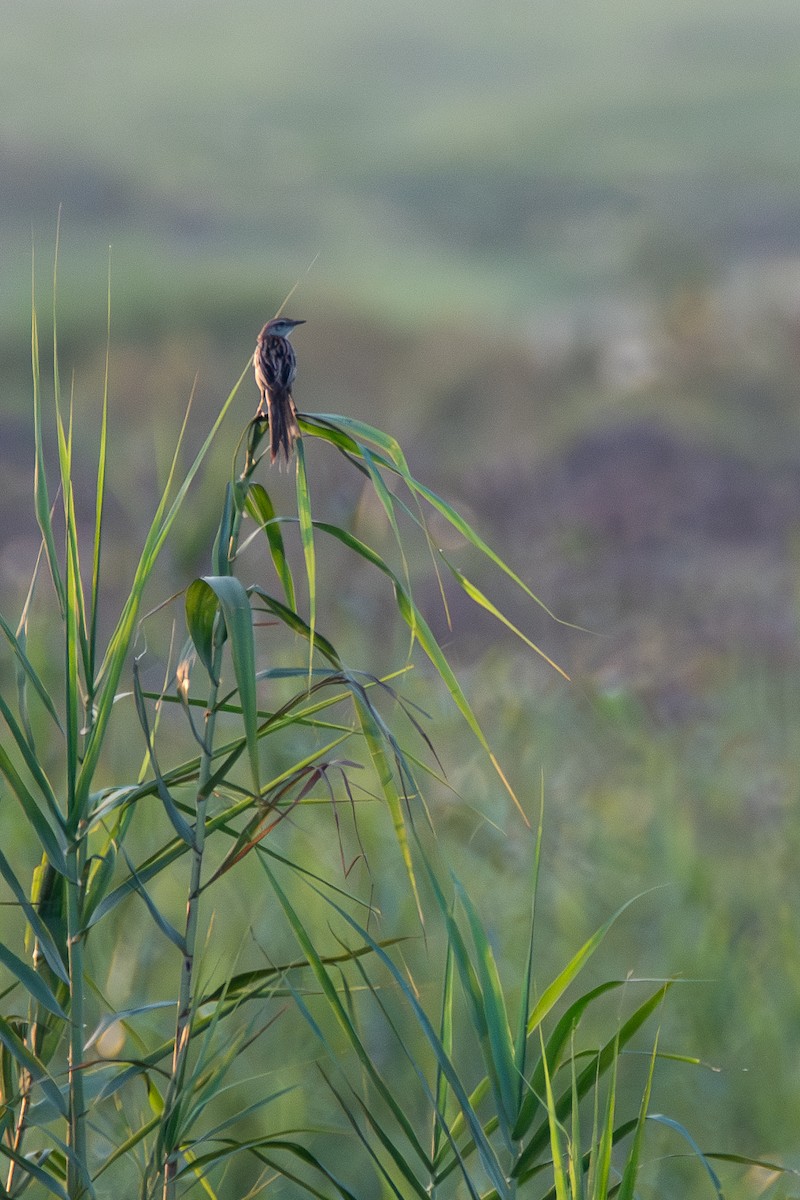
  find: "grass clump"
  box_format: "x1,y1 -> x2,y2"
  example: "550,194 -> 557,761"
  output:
0,256 -> 786,1199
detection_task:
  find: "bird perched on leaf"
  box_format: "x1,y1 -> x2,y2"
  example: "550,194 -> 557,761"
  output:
253,317 -> 305,464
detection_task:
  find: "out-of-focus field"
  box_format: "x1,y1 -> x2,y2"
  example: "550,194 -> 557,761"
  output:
2,0 -> 800,1192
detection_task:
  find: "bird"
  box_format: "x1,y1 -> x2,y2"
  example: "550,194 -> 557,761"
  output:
253,317 -> 306,464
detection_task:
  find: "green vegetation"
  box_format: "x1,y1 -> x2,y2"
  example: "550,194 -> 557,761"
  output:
0,269 -> 786,1197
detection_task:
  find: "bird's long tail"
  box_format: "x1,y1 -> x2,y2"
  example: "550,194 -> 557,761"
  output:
268,390 -> 301,465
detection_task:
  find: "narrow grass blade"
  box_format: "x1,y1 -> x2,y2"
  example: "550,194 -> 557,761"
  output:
0,943 -> 67,1018
250,587 -> 341,667
0,1142 -> 69,1199
452,877 -> 517,1136
0,1015 -> 67,1117
514,789 -> 544,1107
617,1032 -> 659,1200
260,860 -> 434,1175
264,858 -> 509,1197
211,480 -> 237,576
294,438 -> 316,675
246,483 -> 296,608
191,576 -> 260,794
646,1114 -> 724,1198
31,292 -> 65,613
78,360 -> 248,807
0,690 -> 64,831
443,559 -> 569,680
539,1030 -> 569,1200
0,848 -> 68,983
88,251 -> 112,679
350,684 -> 422,921
0,612 -> 63,732
0,741 -> 67,873
314,520 -> 527,820
527,895 -> 643,1035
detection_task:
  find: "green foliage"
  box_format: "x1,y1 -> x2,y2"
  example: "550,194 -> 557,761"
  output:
0,269 -> 789,1199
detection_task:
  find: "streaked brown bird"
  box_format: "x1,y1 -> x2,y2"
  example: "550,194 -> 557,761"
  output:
253,317 -> 305,464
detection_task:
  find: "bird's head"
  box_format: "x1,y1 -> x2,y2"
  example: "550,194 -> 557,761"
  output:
258,317 -> 306,339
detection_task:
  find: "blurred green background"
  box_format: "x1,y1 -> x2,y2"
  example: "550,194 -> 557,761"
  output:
2,0 -> 800,1192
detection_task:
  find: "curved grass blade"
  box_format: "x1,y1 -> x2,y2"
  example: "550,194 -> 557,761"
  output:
0,612 -> 63,732
0,1016 -> 67,1117
0,848 -> 68,984
0,943 -> 67,1019
313,520 -> 527,820
190,576 -> 260,794
250,587 -> 341,668
294,438 -> 316,676
442,558 -> 569,680
646,1114 -> 724,1198
263,858 -> 509,1197
246,483 -> 296,608
617,1033 -> 659,1200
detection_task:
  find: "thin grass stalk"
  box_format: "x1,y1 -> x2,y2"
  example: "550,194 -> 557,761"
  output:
160,620 -> 225,1200
160,446 -> 256,1199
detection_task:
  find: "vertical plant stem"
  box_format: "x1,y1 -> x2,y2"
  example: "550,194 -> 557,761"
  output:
66,836 -> 88,1197
161,460 -> 253,1199
161,634 -> 223,1200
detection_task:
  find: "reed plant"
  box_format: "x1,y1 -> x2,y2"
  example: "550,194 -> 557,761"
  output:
0,257 -> 779,1198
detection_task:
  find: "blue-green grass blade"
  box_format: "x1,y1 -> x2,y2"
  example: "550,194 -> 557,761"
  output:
0,690 -> 64,833
118,845 -> 185,953
514,981 -> 623,1139
0,1015 -> 67,1117
568,1034 -> 583,1200
309,415 -> 574,638
342,943 -> 483,1200
320,1064 -> 429,1199
592,1043 -> 617,1198
0,742 -> 67,873
349,684 -> 422,922
250,1138 -> 362,1200
515,788 -> 544,1106
646,1114 -> 724,1198
211,480 -> 237,577
423,863 -> 513,1142
294,438 -> 316,677
0,848 -> 68,983
260,859 -> 434,1174
452,877 -> 518,1138
196,575 -> 260,794
246,483 -> 297,607
0,1141 -> 69,1199
310,414 -> 412,469
617,1032 -> 659,1200
266,859 -> 508,1197
250,586 -> 341,668
55,377 -> 92,689
408,478 -> 567,624
0,943 -> 67,1018
131,662 -> 194,845
0,609 -> 63,734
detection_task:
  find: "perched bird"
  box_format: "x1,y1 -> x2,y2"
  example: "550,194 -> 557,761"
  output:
253,317 -> 306,464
